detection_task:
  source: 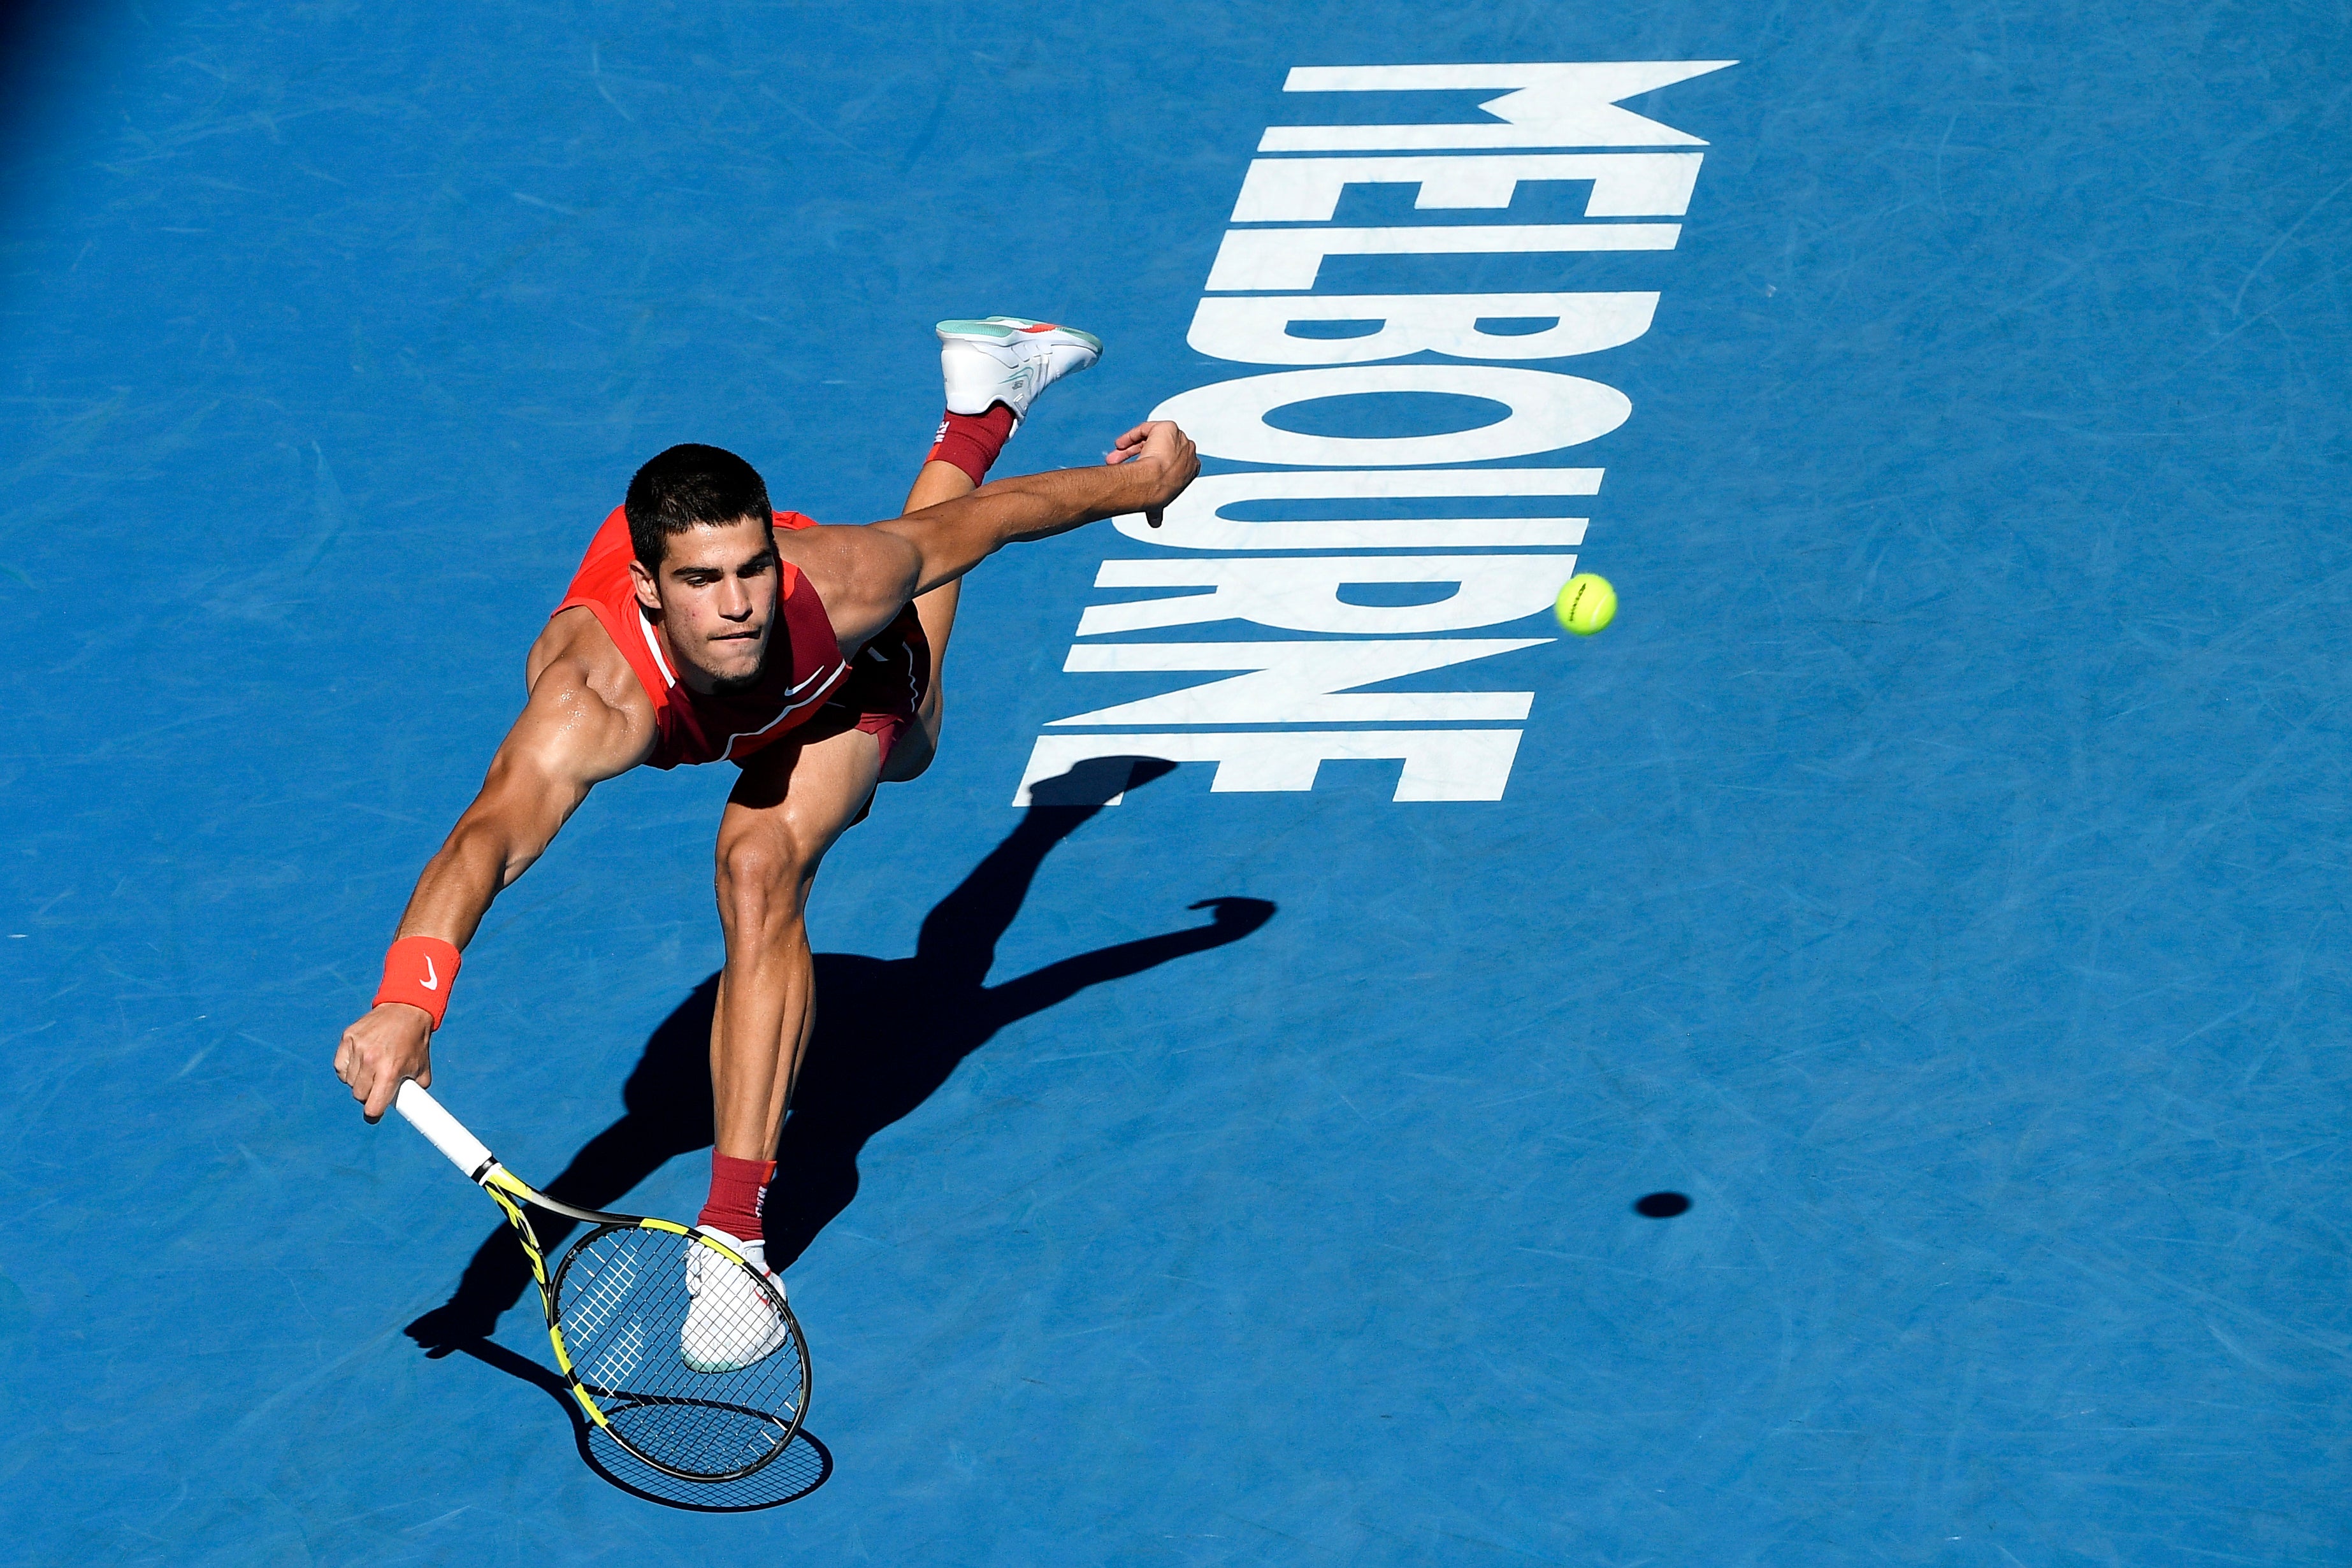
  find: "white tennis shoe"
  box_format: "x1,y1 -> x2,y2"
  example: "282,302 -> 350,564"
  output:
680,1228 -> 790,1374
936,316 -> 1102,424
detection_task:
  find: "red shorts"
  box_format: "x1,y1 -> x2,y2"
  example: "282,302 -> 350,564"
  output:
795,603 -> 930,770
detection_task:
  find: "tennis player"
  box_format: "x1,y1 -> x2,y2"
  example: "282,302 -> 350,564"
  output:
333,318 -> 1197,1369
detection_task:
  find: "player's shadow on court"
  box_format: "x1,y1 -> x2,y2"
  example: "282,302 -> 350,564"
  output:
408,757 -> 1271,1362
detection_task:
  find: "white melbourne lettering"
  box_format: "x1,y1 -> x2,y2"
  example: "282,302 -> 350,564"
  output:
1014,59 -> 1733,806
1187,293 -> 1659,366
1203,224 -> 1680,292
1110,470 -> 1600,552
1229,154 -> 1703,222
1259,62 -> 1735,151
1051,640 -> 1546,727
1075,558 -> 1573,638
1150,365 -> 1631,468
1014,731 -> 1526,805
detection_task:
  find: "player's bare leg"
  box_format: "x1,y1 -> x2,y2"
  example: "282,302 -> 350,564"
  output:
706,455 -> 973,1181
696,466 -> 978,1264
684,726 -> 870,1370
700,462 -> 965,1211
689,313 -> 1101,1297
709,726 -> 881,1169
887,459 -> 974,783
681,723 -> 881,1372
883,317 -> 1102,784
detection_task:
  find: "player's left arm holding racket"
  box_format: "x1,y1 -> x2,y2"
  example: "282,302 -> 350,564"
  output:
333,617 -> 655,1119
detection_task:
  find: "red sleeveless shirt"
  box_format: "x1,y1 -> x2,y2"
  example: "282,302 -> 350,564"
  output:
554,506 -> 851,770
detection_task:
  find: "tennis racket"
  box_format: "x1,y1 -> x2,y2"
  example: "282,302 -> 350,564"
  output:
393,1079 -> 811,1482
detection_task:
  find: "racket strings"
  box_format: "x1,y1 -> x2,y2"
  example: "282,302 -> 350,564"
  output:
553,1226 -> 807,1482
565,1246 -> 637,1342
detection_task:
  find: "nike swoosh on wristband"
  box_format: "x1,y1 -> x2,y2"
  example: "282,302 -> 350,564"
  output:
421,956 -> 440,991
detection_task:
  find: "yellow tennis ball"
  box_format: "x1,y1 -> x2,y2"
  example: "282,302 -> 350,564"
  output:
1555,573 -> 1617,635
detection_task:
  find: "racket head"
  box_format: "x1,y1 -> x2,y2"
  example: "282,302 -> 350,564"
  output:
551,1221 -> 811,1483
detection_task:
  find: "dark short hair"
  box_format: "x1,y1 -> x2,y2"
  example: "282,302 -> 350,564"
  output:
624,443 -> 773,569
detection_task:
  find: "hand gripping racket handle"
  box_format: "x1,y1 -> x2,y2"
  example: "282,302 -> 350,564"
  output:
394,1079 -> 497,1183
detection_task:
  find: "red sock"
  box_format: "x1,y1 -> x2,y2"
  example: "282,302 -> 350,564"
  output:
925,403 -> 1016,486
698,1151 -> 775,1243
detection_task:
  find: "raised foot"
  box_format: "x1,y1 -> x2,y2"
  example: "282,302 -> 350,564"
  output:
936,315 -> 1103,422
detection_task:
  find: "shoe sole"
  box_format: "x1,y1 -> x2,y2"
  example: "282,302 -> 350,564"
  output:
681,1326 -> 790,1374
936,317 -> 1104,356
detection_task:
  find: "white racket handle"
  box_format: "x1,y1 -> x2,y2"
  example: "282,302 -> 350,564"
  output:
394,1079 -> 496,1181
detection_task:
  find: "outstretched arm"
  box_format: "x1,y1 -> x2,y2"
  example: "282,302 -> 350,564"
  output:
791,420 -> 1199,651
886,419 -> 1200,593
333,621 -> 654,1119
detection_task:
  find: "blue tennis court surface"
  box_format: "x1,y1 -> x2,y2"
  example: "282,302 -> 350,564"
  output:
3,1 -> 2348,1562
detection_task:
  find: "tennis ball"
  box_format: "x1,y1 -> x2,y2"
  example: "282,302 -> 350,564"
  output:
1555,573 -> 1617,635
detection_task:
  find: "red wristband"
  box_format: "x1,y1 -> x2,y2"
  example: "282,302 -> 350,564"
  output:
375,935 -> 462,1030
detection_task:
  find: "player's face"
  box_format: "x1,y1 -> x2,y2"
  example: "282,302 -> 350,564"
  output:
633,518 -> 781,693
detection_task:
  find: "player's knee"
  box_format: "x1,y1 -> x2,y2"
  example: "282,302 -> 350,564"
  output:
714,831 -> 812,932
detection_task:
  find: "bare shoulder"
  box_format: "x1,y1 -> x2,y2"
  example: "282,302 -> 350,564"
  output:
516,607 -> 658,778
773,522 -> 923,652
